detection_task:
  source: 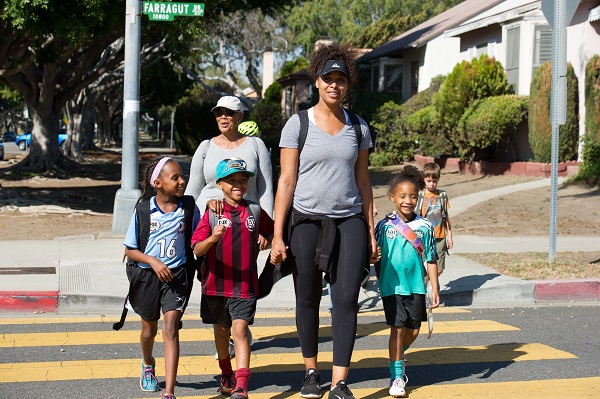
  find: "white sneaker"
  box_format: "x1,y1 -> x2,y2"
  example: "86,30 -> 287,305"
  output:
213,329 -> 253,359
388,375 -> 407,398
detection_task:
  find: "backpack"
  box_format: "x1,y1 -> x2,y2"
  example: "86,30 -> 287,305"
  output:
297,108 -> 363,153
416,190 -> 448,223
113,195 -> 200,331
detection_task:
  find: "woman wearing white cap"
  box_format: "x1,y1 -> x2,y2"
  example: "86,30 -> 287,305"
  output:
185,95 -> 274,220
270,42 -> 378,399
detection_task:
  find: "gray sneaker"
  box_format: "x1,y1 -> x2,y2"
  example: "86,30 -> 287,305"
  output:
300,368 -> 322,398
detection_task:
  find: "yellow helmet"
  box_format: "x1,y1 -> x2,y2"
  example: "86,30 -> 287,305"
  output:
238,121 -> 259,137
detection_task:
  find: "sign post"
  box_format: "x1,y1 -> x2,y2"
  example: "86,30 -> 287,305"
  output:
540,0 -> 580,262
112,1 -> 204,235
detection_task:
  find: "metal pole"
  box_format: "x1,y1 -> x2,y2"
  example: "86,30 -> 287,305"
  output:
112,0 -> 142,235
170,108 -> 175,149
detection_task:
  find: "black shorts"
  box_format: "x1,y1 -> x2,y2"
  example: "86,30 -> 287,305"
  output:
126,264 -> 190,322
382,293 -> 426,329
201,295 -> 257,327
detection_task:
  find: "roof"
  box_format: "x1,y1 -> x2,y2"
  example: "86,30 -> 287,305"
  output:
358,0 -> 506,63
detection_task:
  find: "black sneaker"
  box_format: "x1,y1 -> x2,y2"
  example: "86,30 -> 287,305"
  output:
328,380 -> 355,399
300,368 -> 322,398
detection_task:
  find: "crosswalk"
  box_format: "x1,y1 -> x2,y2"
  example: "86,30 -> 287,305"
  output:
0,308 -> 598,399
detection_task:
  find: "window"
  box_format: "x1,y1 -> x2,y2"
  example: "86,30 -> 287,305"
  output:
533,25 -> 552,70
371,65 -> 380,91
506,26 -> 520,93
385,65 -> 403,92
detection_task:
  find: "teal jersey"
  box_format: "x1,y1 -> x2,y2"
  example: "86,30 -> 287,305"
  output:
375,212 -> 437,297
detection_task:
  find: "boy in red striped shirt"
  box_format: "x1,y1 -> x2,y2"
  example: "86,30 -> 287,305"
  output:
192,158 -> 274,399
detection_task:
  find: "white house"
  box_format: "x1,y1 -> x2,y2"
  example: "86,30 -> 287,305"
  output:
358,0 -> 600,161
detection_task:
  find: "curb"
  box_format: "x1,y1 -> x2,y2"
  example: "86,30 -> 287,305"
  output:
535,279 -> 600,302
0,291 -> 58,313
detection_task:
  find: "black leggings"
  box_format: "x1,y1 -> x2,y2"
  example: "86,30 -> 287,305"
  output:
290,216 -> 367,367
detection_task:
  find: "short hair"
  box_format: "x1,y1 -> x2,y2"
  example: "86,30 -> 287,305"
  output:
388,165 -> 425,194
307,42 -> 358,87
422,162 -> 441,179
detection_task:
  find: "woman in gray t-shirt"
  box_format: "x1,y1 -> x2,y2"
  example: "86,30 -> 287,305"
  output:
270,43 -> 379,399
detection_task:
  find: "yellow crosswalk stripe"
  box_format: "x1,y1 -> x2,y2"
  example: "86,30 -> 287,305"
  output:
0,307 -> 469,325
0,320 -> 517,347
129,377 -> 600,399
0,343 -> 576,383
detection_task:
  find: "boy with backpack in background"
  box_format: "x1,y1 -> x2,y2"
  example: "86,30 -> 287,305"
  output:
415,162 -> 453,276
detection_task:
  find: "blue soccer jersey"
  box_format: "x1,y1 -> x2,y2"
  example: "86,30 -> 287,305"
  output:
375,212 -> 437,297
124,196 -> 201,269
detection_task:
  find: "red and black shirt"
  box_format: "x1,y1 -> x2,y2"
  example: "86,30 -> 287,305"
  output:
191,200 -> 273,298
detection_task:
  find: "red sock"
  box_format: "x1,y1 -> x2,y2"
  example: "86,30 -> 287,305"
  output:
218,356 -> 233,375
235,367 -> 251,390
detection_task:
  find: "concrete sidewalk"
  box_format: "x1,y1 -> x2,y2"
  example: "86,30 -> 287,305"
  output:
0,178 -> 598,314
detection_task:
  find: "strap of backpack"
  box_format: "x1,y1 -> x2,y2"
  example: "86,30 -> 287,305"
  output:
246,200 -> 261,231
297,109 -> 309,155
439,190 -> 448,220
415,191 -> 425,217
115,198 -> 150,331
345,108 -> 363,148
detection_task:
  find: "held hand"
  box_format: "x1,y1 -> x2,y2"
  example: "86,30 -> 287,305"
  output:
368,236 -> 380,263
257,234 -> 269,251
207,199 -> 224,217
270,237 -> 288,263
270,249 -> 286,265
150,259 -> 173,283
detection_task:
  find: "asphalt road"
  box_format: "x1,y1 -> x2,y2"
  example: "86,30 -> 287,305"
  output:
0,304 -> 598,398
2,140 -> 23,157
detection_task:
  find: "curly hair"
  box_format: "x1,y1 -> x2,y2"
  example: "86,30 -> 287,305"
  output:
388,165 -> 425,194
307,42 -> 358,87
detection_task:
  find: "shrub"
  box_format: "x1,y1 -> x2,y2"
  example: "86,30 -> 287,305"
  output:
573,55 -> 600,183
174,95 -> 217,155
263,81 -> 283,104
433,55 -> 510,140
250,101 -> 285,139
370,101 -> 416,164
406,106 -> 451,157
584,55 -> 600,141
352,91 -> 402,125
457,95 -> 528,161
528,61 -> 579,163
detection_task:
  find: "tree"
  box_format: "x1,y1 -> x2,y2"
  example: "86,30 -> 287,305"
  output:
0,0 -> 294,173
180,9 -> 294,104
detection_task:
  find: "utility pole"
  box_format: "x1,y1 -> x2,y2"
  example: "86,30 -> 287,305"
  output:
112,0 -> 142,235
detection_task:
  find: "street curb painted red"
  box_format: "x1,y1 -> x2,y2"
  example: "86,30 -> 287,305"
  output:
535,279 -> 600,302
0,291 -> 58,313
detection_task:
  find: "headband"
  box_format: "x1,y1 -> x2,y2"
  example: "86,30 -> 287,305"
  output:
150,157 -> 171,188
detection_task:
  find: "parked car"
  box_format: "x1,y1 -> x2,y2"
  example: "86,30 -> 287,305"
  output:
0,140 -> 4,161
15,130 -> 68,151
3,131 -> 16,142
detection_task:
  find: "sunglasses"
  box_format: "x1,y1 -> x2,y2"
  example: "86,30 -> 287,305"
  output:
213,108 -> 236,117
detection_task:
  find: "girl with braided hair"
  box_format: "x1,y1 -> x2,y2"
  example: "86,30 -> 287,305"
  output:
123,157 -> 201,399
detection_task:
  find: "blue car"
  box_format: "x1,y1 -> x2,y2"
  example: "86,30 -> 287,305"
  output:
0,140 -> 4,160
16,130 -> 68,151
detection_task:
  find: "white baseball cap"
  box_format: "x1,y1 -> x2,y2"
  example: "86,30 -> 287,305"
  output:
211,96 -> 243,112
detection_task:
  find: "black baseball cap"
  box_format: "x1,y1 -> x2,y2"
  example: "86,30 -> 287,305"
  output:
318,60 -> 349,77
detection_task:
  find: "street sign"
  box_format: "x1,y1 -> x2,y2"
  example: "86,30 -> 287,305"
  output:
142,2 -> 204,21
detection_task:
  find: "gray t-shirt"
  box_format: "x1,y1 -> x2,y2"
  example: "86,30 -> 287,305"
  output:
184,136 -> 274,217
279,108 -> 372,217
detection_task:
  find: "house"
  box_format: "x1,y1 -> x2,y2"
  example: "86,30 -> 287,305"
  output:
358,0 -> 600,161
